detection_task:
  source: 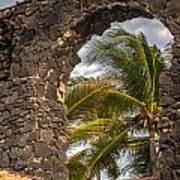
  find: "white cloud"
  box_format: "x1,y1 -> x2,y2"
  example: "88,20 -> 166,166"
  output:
72,17 -> 174,78
111,17 -> 174,49
71,63 -> 104,78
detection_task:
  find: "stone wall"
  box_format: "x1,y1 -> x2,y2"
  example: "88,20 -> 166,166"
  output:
149,1 -> 180,179
0,0 -> 78,179
0,0 -> 180,179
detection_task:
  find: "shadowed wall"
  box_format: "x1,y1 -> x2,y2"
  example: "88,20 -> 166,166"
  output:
0,0 -> 180,179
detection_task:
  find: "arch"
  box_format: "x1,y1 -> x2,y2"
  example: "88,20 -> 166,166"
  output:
0,0 -> 180,179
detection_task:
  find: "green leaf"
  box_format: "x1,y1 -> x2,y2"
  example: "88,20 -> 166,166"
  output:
66,79 -> 122,120
69,118 -> 112,143
98,89 -> 145,117
83,29 -> 164,104
86,128 -> 129,178
68,151 -> 87,180
123,139 -> 150,175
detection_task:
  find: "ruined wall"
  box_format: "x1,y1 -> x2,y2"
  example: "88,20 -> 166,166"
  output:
0,0 -> 180,179
150,1 -> 180,179
0,0 -> 79,179
69,1 -> 180,179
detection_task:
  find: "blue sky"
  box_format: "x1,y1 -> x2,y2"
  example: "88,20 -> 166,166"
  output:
71,17 -> 174,78
0,0 -> 23,9
69,18 -> 174,180
0,3 -> 174,179
0,0 -> 16,9
0,1 -> 174,78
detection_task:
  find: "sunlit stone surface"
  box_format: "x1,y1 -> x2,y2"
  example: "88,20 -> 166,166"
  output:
0,1 -> 180,179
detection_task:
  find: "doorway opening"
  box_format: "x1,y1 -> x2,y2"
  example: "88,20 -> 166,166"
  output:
66,17 -> 174,180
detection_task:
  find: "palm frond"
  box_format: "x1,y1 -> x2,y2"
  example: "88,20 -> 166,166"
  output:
68,120 -> 149,179
68,125 -> 129,179
66,80 -> 105,114
67,78 -> 145,120
86,128 -> 129,178
82,29 -> 165,102
66,79 -> 123,120
139,33 -> 165,102
68,146 -> 120,180
66,79 -> 110,120
98,89 -> 145,118
69,116 -> 129,144
151,46 -> 165,102
68,150 -> 88,180
68,118 -> 112,143
123,140 -> 150,176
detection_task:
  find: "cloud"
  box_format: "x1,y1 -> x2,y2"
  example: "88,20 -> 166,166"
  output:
0,3 -> 173,78
71,17 -> 174,78
111,17 -> 174,49
71,63 -> 104,78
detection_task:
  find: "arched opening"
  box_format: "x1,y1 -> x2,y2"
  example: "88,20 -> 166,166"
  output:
72,17 -> 174,78
66,11 -> 174,179
1,1 -> 179,180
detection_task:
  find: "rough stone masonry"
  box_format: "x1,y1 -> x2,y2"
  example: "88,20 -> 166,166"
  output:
0,0 -> 180,179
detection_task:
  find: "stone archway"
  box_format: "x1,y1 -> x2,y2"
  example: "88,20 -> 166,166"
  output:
0,0 -> 180,179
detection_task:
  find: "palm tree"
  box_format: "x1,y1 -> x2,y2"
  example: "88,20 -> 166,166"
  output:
83,28 -> 165,174
66,79 -> 150,180
66,29 -> 165,179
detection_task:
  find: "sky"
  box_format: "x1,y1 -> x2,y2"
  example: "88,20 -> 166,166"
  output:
0,3 -> 173,78
71,17 -> 174,78
70,18 -> 174,179
0,0 -> 24,9
0,0 -> 15,9
0,2 -> 174,179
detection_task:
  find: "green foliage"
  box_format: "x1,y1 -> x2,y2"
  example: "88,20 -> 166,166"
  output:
98,90 -> 144,117
68,150 -> 89,180
68,113 -> 149,179
69,124 -> 149,180
83,29 -> 165,103
66,79 -> 119,120
66,28 -> 165,179
68,118 -> 112,143
87,128 -> 128,169
68,127 -> 129,180
66,79 -> 144,120
69,157 -> 87,180
123,140 -> 151,175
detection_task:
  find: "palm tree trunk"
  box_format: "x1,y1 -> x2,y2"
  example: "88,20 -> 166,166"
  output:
146,112 -> 157,177
148,119 -> 160,180
96,171 -> 101,180
149,129 -> 156,175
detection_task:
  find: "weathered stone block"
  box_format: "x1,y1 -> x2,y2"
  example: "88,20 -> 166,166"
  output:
21,145 -> 33,160
160,95 -> 175,107
21,28 -> 36,44
0,152 -> 9,168
41,158 -> 52,171
40,129 -> 54,144
13,159 -> 26,171
34,142 -> 51,158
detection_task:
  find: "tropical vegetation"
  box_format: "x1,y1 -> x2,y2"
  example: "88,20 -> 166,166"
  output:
66,28 -> 165,180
